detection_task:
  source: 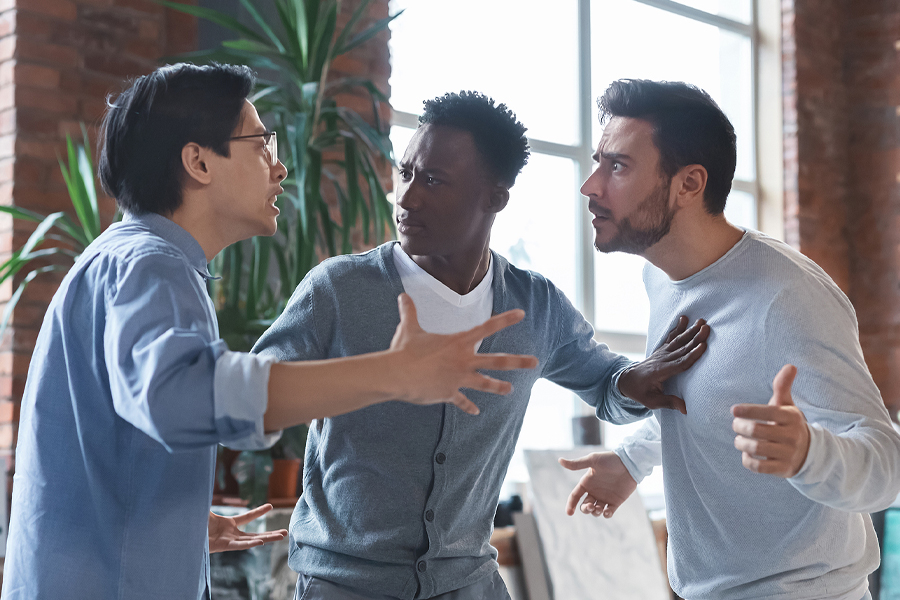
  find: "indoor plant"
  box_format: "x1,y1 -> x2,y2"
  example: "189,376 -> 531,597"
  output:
0,127 -> 112,338
163,0 -> 399,507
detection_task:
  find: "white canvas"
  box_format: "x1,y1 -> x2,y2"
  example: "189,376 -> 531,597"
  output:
523,448 -> 670,600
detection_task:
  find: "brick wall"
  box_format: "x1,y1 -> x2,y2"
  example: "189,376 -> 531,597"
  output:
0,0 -> 199,495
783,0 -> 900,419
0,0 -> 391,521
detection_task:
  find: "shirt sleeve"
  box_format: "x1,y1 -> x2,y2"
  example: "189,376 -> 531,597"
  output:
251,271 -> 327,362
541,286 -> 649,424
613,416 -> 662,484
766,282 -> 900,512
104,250 -> 278,452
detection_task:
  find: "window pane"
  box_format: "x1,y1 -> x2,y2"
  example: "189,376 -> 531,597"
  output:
389,125 -> 416,167
491,153 -> 579,301
590,0 -> 755,181
388,0 -> 580,145
594,252 -> 650,335
667,0 -> 752,24
725,189 -> 757,230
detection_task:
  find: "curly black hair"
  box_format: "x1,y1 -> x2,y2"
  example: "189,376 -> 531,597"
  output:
419,91 -> 530,186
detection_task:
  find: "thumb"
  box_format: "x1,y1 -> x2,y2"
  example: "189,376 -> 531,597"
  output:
397,293 -> 422,331
770,364 -> 798,406
559,455 -> 593,471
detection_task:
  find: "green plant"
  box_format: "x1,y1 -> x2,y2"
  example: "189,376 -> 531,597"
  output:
0,127 -> 111,337
163,0 -> 400,506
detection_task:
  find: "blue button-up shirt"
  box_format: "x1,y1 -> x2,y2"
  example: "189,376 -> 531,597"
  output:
3,213 -> 277,600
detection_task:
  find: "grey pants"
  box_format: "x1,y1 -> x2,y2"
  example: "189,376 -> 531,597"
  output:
293,572 -> 511,600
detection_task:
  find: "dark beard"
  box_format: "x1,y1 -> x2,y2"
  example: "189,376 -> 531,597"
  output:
594,182 -> 675,255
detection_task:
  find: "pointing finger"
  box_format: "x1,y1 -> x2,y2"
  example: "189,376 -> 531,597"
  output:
464,309 -> 525,342
474,353 -> 538,372
449,391 -> 480,415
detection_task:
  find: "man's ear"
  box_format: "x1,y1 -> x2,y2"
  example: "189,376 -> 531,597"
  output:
674,164 -> 707,208
488,184 -> 510,213
181,143 -> 213,186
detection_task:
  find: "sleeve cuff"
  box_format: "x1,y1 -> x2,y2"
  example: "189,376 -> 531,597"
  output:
610,364 -> 644,410
614,446 -> 650,484
214,351 -> 282,450
789,422 -> 826,485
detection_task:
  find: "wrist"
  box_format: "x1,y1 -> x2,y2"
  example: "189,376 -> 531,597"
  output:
376,348 -> 409,402
617,364 -> 638,399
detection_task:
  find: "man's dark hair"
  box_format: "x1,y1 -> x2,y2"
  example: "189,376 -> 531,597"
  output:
419,91 -> 530,187
99,62 -> 255,215
598,79 -> 737,215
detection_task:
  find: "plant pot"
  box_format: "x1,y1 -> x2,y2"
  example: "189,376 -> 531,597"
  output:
268,458 -> 303,504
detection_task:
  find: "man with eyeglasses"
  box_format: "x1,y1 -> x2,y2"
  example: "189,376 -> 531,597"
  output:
2,63 -> 540,600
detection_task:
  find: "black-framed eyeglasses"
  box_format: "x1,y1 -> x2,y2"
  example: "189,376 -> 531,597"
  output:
229,130 -> 277,166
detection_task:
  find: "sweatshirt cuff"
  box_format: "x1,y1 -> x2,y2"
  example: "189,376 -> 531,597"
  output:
213,351 -> 282,450
614,445 -> 650,484
788,422 -> 826,485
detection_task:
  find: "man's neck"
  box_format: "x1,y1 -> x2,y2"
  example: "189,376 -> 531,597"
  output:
643,214 -> 745,281
408,243 -> 492,296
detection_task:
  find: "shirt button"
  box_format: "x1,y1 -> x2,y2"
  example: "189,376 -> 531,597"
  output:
425,509 -> 434,522
435,453 -> 446,464
417,560 -> 427,573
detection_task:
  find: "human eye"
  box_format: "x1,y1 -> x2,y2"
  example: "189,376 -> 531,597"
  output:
425,175 -> 440,185
398,168 -> 412,181
611,161 -> 624,172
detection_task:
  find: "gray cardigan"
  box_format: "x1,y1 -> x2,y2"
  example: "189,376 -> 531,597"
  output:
253,242 -> 645,599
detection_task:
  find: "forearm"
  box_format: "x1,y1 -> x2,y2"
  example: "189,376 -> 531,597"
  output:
264,350 -> 403,431
789,422 -> 900,512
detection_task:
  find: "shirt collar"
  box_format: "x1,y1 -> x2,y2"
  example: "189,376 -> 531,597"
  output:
123,212 -> 215,279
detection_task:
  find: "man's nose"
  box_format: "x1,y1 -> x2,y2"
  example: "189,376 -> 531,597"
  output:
272,159 -> 288,182
580,169 -> 603,198
395,182 -> 420,210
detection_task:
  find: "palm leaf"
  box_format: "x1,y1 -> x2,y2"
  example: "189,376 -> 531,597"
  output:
155,0 -> 267,43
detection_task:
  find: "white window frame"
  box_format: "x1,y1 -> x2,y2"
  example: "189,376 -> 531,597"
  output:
390,0 -> 782,423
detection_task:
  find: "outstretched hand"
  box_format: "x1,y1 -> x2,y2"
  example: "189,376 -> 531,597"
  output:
731,364 -> 810,478
208,504 -> 287,553
389,293 -> 539,416
559,451 -> 638,518
617,316 -> 710,414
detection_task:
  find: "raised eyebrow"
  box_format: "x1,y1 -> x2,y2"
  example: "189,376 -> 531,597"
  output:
600,151 -> 631,162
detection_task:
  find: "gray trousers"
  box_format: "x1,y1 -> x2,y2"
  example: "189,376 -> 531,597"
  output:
293,572 -> 511,600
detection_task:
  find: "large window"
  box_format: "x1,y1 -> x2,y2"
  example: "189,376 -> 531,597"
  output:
388,0 -> 765,493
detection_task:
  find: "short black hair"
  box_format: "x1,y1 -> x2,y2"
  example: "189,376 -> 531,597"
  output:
598,79 -> 737,215
99,62 -> 255,215
419,91 -> 530,186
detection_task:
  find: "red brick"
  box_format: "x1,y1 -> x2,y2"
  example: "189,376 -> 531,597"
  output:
0,35 -> 14,62
19,0 -> 77,21
15,63 -> 61,89
0,8 -> 14,38
16,86 -> 79,116
15,38 -> 79,68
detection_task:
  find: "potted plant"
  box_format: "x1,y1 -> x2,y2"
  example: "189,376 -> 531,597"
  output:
163,0 -> 399,507
0,126 -> 114,338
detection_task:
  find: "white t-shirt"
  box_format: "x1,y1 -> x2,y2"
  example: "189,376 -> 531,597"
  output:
392,243 -> 493,350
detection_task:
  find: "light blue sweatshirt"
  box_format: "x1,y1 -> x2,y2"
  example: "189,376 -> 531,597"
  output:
616,229 -> 900,600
